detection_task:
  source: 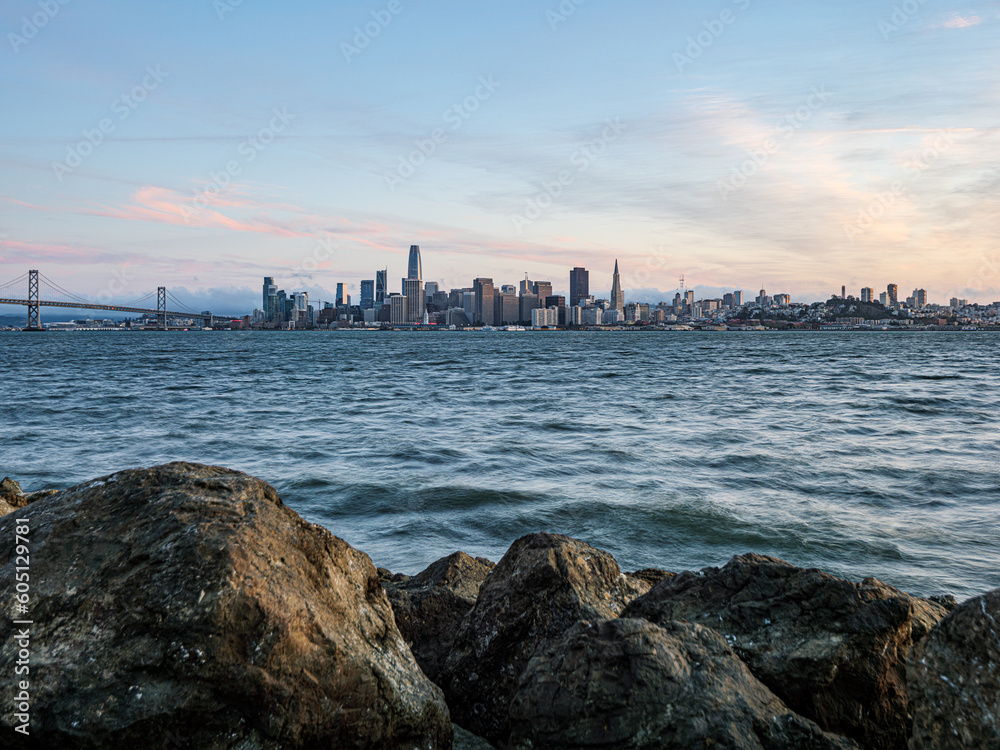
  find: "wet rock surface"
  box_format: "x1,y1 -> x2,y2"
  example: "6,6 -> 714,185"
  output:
623,553 -> 949,750
440,532 -> 648,743
908,588 -> 1000,749
509,617 -> 860,750
0,462 -> 451,749
384,551 -> 495,684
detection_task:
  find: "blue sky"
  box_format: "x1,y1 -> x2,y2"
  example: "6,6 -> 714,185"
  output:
1,0 -> 997,312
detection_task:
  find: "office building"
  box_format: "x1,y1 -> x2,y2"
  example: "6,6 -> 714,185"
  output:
462,291 -> 476,319
519,276 -> 534,296
533,280 -> 553,300
473,278 -> 495,325
610,260 -> 624,311
424,281 -> 438,301
336,283 -> 345,306
262,277 -> 277,322
733,290 -> 744,307
519,293 -> 540,324
912,288 -> 927,308
861,287 -> 874,303
494,292 -> 518,325
407,245 -> 422,281
532,307 -> 558,327
570,267 -> 589,307
887,284 -> 898,305
376,269 -> 388,307
880,292 -> 888,305
389,294 -> 408,325
403,278 -> 423,323
360,280 -> 375,310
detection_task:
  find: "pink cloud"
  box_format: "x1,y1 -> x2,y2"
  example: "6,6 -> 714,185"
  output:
941,14 -> 982,28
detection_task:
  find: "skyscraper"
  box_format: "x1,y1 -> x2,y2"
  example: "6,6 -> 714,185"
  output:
408,245 -> 422,281
861,287 -> 874,303
336,283 -> 345,306
360,280 -> 375,310
533,281 -> 552,300
262,277 -> 277,322
570,267 -> 589,307
389,294 -> 407,325
473,278 -> 495,325
610,260 -> 624,311
403,278 -> 423,323
376,269 -> 388,307
733,290 -> 744,307
887,284 -> 898,305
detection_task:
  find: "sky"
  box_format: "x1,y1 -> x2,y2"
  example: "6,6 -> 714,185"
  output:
1,0 -> 998,314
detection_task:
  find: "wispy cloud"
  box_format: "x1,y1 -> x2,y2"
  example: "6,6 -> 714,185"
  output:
940,13 -> 983,29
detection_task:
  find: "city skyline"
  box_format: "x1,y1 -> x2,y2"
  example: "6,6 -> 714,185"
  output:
2,1 -> 998,308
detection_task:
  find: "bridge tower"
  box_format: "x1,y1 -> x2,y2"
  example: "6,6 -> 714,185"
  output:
157,286 -> 166,330
26,269 -> 41,331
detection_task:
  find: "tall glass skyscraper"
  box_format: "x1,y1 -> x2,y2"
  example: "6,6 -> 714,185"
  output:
360,280 -> 375,310
570,267 -> 589,307
407,245 -> 422,281
375,269 -> 388,307
262,277 -> 277,322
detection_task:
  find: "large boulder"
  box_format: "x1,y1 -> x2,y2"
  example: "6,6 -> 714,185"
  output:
623,553 -> 948,750
0,462 -> 452,749
510,618 -> 860,749
384,551 -> 495,683
908,589 -> 1000,749
0,477 -> 58,518
440,533 -> 647,743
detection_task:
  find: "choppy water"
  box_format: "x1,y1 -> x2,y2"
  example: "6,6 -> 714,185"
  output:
2,330 -> 998,600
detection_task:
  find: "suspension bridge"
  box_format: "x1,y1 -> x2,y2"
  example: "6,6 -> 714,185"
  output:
0,270 -> 215,330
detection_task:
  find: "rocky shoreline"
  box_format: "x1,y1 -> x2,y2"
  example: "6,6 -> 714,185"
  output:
1,463 -> 996,749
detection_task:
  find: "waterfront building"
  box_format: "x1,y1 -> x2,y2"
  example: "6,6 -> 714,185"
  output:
403,278 -> 424,323
389,293 -> 408,325
447,308 -> 471,326
407,245 -> 422,281
494,291 -> 518,324
519,292 -> 540,323
463,291 -> 476,319
532,307 -> 559,327
376,269 -> 388,307
887,284 -> 898,305
603,308 -> 624,324
567,305 -> 583,326
610,260 -> 624,311
533,281 -> 553,300
570,267 -> 590,307
473,278 -> 495,325
582,307 -> 603,326
360,280 -> 375,310
262,277 -> 277,322
861,287 -> 874,303
545,295 -> 566,325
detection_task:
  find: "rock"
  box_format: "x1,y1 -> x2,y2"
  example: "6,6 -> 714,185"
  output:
623,553 -> 949,750
452,724 -> 497,750
0,477 -> 59,517
510,618 -> 860,750
440,532 -> 647,743
627,567 -> 675,590
0,462 -> 451,749
908,588 -> 1000,749
1,476 -> 22,497
384,551 -> 495,684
